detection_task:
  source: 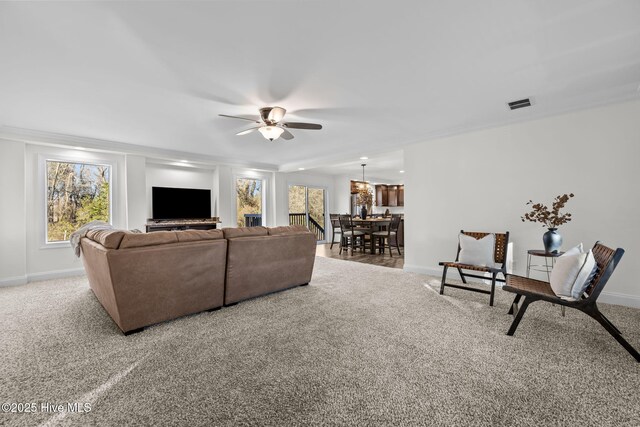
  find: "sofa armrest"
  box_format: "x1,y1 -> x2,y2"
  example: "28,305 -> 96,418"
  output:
80,238 -> 122,328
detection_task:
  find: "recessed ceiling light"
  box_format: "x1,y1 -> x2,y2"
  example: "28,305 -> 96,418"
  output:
298,168 -> 305,171
360,156 -> 368,160
399,170 -> 405,173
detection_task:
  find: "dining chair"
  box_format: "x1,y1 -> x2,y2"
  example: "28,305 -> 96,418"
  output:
339,214 -> 365,255
353,214 -> 373,252
329,214 -> 341,249
372,216 -> 402,257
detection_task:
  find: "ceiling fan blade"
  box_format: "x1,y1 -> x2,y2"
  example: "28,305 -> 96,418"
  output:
282,122 -> 322,130
236,127 -> 261,136
219,114 -> 261,123
268,106 -> 286,123
280,128 -> 294,140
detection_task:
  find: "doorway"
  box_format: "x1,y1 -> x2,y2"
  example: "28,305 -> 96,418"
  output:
288,185 -> 326,241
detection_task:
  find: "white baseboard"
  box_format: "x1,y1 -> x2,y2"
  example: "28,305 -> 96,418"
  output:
1,268 -> 86,287
404,264 -> 640,309
598,291 -> 640,308
27,268 -> 85,283
403,264 -> 441,277
0,275 -> 28,287
404,264 -> 495,285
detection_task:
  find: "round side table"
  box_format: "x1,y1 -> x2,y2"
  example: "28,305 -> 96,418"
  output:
526,249 -> 565,282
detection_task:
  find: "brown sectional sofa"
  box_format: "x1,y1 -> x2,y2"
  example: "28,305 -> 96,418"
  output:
223,226 -> 317,305
79,225 -> 316,334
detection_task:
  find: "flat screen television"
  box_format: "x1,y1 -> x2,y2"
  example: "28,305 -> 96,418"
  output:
152,186 -> 211,220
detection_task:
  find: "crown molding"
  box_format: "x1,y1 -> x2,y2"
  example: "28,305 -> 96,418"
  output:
0,126 -> 279,172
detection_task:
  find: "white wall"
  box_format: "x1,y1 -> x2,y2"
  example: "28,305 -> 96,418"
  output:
332,174 -> 352,215
0,140 -> 27,285
213,165 -> 233,228
125,155 -> 147,231
404,99 -> 640,307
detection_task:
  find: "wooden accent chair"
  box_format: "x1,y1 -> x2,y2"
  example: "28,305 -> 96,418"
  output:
329,214 -> 342,249
372,216 -> 402,257
503,242 -> 639,362
439,231 -> 510,306
338,214 -> 365,255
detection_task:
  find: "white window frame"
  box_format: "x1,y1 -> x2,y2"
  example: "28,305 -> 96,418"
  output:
41,154 -> 115,248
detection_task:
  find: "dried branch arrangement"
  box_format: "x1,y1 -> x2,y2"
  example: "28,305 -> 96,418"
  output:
357,186 -> 373,207
521,193 -> 575,228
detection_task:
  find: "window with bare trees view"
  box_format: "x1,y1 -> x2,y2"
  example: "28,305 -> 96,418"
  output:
46,160 -> 111,242
236,178 -> 262,227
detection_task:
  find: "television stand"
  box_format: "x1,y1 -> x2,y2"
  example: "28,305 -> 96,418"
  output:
145,218 -> 221,233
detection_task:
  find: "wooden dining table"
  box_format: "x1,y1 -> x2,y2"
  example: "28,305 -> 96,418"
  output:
351,217 -> 392,254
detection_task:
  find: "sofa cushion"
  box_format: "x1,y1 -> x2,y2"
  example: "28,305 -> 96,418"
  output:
176,229 -> 224,242
119,231 -> 178,249
268,225 -> 311,236
86,229 -> 127,249
222,226 -> 269,239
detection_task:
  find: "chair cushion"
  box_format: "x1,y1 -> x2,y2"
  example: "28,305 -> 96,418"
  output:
372,231 -> 396,236
550,251 -> 588,297
343,230 -> 364,236
458,233 -> 495,267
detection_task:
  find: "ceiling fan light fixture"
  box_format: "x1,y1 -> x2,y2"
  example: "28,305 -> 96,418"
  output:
221,107 -> 322,141
258,125 -> 284,141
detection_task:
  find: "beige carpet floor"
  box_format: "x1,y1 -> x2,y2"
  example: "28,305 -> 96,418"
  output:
1,256 -> 639,426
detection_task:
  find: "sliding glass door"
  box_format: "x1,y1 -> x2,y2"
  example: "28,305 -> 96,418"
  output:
288,185 -> 326,242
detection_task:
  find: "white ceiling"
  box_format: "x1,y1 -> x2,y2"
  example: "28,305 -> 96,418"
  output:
310,150 -> 405,182
1,1 -> 639,176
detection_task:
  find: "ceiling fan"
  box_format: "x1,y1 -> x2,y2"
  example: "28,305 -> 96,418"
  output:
219,107 -> 322,141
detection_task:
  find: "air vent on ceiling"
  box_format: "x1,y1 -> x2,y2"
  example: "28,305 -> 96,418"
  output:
507,98 -> 532,110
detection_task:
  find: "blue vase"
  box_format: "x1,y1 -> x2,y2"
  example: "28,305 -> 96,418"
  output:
543,228 -> 562,253
360,206 -> 368,219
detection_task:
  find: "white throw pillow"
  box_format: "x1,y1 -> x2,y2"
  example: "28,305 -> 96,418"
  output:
563,243 -> 584,257
550,252 -> 588,297
570,250 -> 598,299
458,233 -> 495,267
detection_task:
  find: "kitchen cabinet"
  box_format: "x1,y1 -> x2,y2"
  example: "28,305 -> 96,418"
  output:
375,184 -> 404,207
376,185 -> 388,206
